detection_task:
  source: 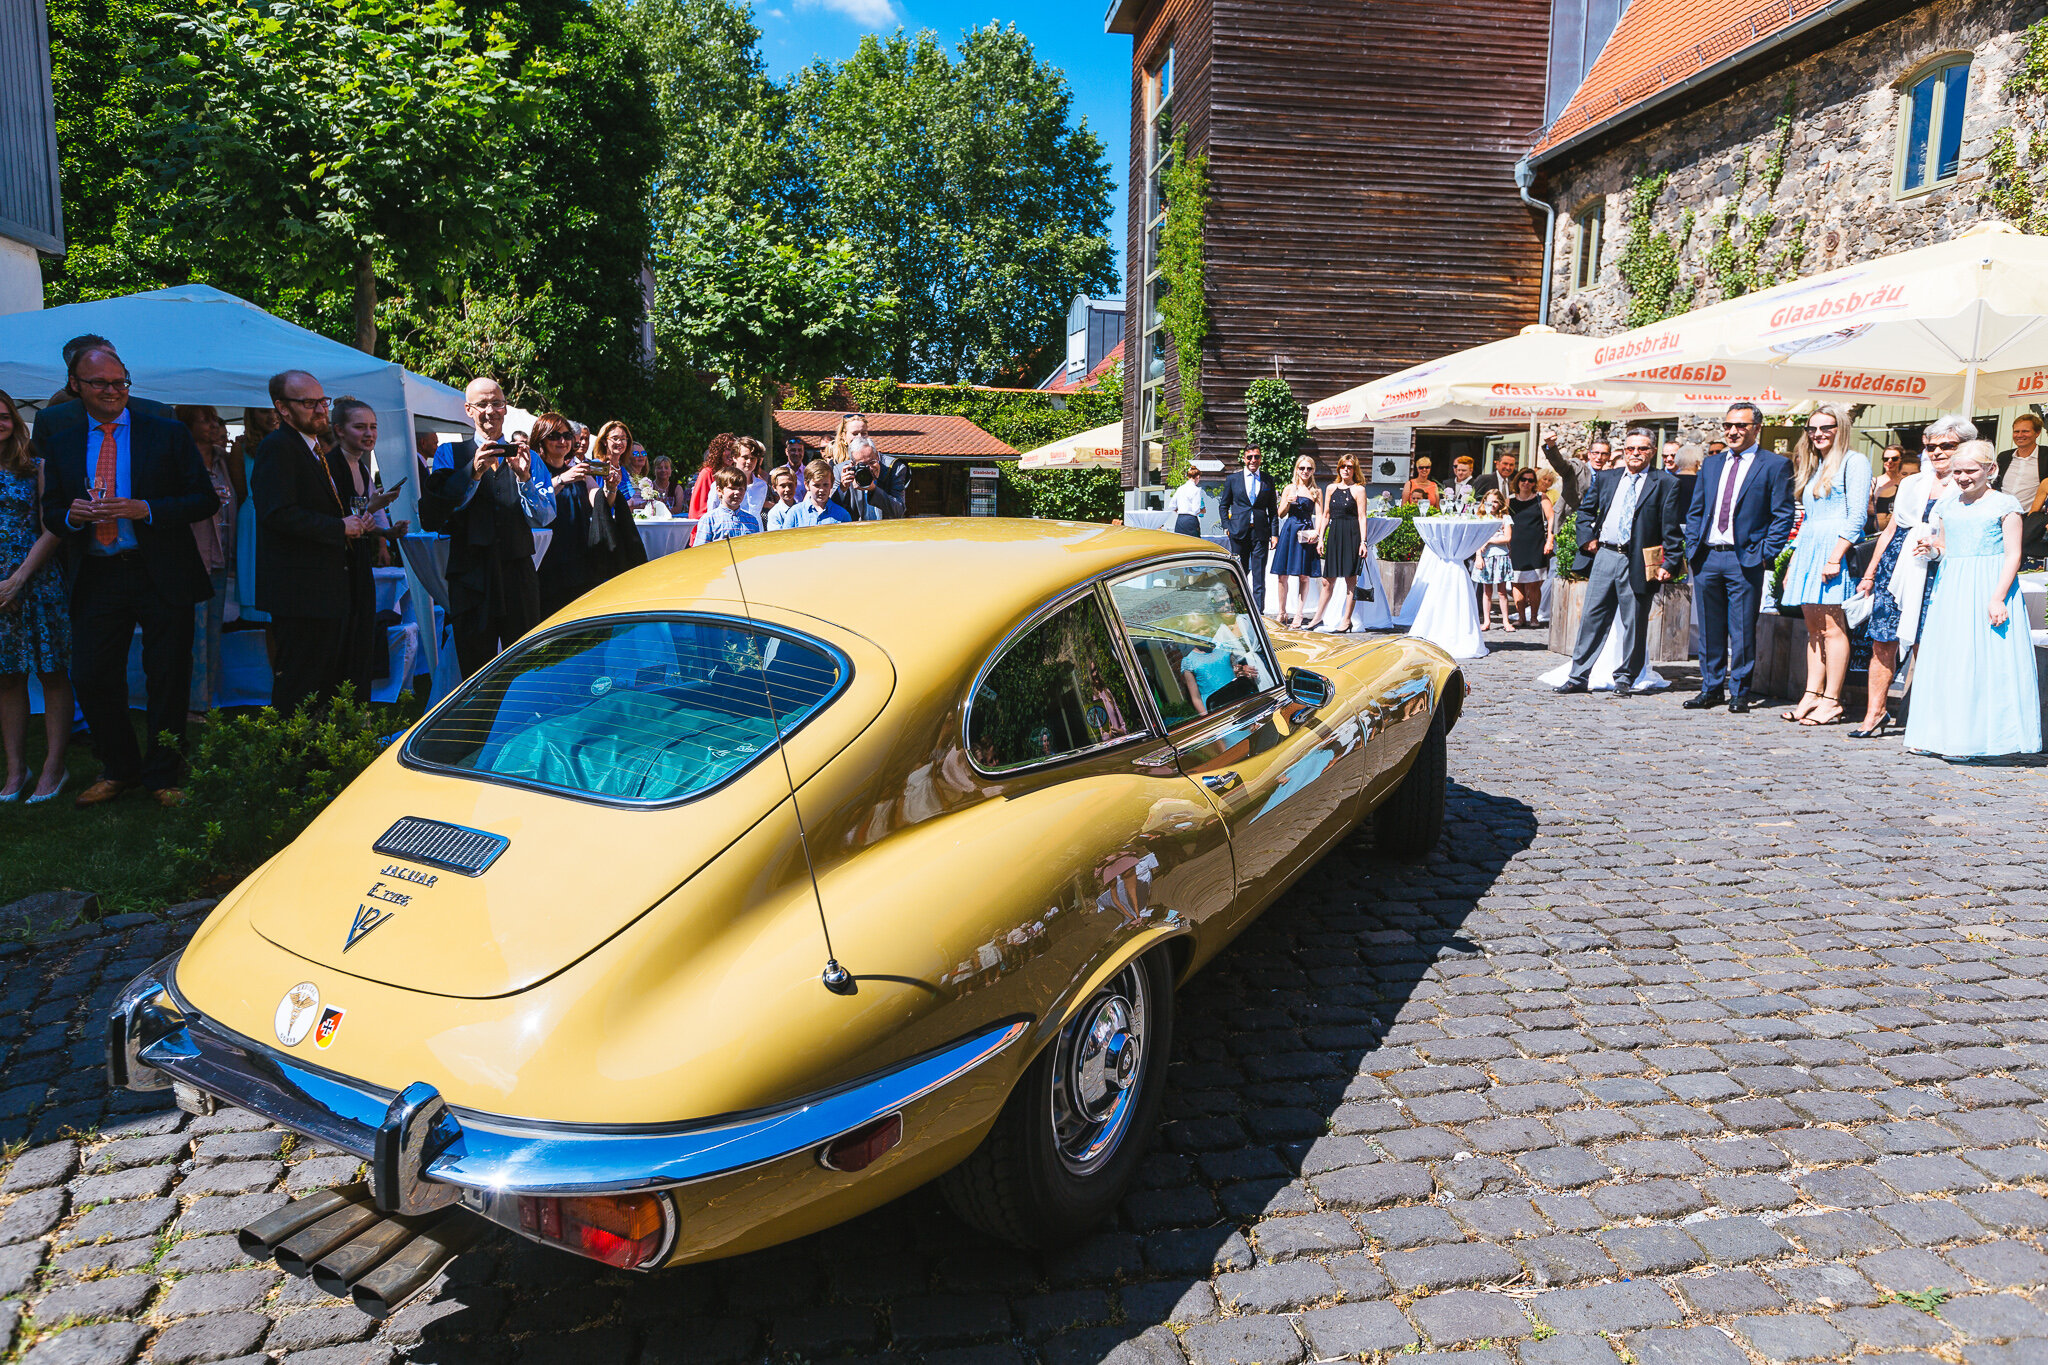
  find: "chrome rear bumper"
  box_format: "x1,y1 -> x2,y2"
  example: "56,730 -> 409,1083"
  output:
109,955 -> 1028,1205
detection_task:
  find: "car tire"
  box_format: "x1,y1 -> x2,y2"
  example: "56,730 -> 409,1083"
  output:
1372,709 -> 1445,861
940,947 -> 1175,1248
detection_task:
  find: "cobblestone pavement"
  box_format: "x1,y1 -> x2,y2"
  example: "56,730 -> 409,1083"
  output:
3,640 -> 2048,1365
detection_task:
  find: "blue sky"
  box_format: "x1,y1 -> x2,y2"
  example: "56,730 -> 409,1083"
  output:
755,0 -> 1131,286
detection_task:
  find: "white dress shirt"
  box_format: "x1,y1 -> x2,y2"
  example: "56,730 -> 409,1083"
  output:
1173,482 -> 1205,516
1599,470 -> 1644,546
1707,444 -> 1760,546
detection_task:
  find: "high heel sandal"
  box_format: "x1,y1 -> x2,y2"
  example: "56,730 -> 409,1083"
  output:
1781,689 -> 1820,722
1800,692 -> 1849,726
1847,713 -> 1897,739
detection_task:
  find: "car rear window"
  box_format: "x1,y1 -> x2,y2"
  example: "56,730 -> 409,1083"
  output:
405,617 -> 845,804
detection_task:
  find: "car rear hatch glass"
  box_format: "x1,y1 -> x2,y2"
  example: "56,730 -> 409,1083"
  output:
403,615 -> 846,803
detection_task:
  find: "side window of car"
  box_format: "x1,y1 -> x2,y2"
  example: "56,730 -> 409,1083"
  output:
969,593 -> 1144,771
1109,563 -> 1277,728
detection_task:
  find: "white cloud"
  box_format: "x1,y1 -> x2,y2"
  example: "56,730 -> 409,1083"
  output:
798,0 -> 897,25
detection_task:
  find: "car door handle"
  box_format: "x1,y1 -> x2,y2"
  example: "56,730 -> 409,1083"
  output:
1202,772 -> 1242,794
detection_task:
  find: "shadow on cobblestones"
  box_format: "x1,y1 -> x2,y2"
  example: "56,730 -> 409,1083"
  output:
10,641 -> 2048,1365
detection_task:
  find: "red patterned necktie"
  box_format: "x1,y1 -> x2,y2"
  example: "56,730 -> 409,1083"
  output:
94,423 -> 120,546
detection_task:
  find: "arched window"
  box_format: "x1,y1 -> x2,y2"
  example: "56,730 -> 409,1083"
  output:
1897,56 -> 1971,196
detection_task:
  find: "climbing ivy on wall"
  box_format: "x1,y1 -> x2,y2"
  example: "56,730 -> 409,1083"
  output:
1613,84 -> 1807,324
1985,17 -> 2048,233
1699,88 -> 1807,299
1157,130 -> 1211,482
1615,171 -> 1696,326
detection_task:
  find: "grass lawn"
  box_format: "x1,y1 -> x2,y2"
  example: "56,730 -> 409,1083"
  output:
0,718 -> 212,922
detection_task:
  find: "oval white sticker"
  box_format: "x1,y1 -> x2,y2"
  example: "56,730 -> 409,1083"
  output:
276,981 -> 321,1047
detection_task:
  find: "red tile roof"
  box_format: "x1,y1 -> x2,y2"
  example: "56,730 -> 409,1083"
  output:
1531,0 -> 1845,156
772,410 -> 1019,460
1040,353 -> 1121,395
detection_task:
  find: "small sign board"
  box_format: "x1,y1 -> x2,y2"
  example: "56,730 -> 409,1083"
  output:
1369,424 -> 1415,454
969,466 -> 1001,479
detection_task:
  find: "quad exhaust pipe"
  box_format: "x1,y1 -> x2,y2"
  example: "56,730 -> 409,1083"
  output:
239,1184 -> 483,1319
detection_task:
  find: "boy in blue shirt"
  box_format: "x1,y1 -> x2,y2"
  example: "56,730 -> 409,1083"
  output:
693,468 -> 762,545
772,458 -> 855,530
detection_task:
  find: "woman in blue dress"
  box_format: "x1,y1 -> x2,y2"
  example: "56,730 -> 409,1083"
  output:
0,391 -> 73,804
1778,405 -> 1869,726
1270,455 -> 1324,629
1904,441 -> 2041,760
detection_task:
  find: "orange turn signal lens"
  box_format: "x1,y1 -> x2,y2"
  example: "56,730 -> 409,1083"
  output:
517,1192 -> 670,1268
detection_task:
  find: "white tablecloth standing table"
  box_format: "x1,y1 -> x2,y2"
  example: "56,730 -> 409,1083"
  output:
1312,515 -> 1404,630
1398,517 -> 1499,660
636,519 -> 697,560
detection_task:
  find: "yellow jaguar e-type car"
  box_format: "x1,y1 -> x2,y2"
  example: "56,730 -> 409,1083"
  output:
109,520 -> 1461,1313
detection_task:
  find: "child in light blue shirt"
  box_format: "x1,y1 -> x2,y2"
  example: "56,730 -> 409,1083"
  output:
693,468 -> 762,545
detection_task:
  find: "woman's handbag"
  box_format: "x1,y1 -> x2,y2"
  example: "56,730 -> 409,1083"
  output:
1843,589 -> 1873,630
1844,535 -> 1879,579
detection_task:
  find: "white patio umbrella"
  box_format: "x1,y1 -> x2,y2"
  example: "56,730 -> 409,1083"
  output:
1571,222 -> 2048,412
1307,325 -> 1646,429
1017,420 -> 1122,469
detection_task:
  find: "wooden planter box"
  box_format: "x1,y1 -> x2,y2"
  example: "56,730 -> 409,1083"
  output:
1375,558 -> 1418,616
1546,579 -> 1693,662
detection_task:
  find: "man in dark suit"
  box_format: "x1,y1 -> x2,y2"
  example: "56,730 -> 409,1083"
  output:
421,377 -> 551,677
39,346 -> 219,807
1554,429 -> 1684,698
1216,446 -> 1276,611
30,335 -> 172,448
252,369 -> 373,715
1684,402 -> 1797,713
1471,449 -> 1519,503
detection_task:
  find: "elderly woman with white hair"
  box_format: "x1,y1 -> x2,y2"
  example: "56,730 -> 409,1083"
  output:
1850,416 -> 1966,738
1904,439 -> 2041,760
1778,404 -> 1869,726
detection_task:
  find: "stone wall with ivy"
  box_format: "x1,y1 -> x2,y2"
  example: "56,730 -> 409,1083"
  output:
1542,0 -> 2039,340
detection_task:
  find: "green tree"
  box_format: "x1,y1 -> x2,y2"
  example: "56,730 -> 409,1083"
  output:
1243,377 -> 1305,468
156,0 -> 539,354
784,25 -> 1116,384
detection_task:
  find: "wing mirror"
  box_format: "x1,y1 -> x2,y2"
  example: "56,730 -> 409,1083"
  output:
1285,667 -> 1333,710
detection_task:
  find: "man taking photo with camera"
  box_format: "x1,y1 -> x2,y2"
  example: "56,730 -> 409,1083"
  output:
833,434 -> 909,521
421,377 -> 554,677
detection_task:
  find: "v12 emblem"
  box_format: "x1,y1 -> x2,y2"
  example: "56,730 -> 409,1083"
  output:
345,902 -> 393,952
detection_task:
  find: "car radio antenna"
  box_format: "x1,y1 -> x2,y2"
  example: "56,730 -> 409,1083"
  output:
724,539 -> 855,995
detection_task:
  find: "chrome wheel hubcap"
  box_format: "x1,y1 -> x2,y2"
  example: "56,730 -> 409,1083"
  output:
1051,966 -> 1148,1175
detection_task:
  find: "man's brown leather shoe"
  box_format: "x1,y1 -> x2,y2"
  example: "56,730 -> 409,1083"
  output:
74,778 -> 131,808
154,788 -> 187,808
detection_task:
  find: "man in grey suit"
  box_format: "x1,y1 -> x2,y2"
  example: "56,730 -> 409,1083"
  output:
1554,429 -> 1684,698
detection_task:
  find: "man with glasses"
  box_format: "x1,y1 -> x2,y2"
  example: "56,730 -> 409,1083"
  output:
1217,445 -> 1276,612
252,370 -> 376,716
38,346 -> 219,807
1555,430 -> 1682,697
422,378 -> 553,677
29,335 -> 172,448
1683,401 -> 1796,712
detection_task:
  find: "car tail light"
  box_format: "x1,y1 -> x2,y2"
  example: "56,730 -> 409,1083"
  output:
818,1113 -> 903,1173
517,1192 -> 671,1269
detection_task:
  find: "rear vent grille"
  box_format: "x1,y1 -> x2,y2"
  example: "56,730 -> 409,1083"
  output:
373,818 -> 507,876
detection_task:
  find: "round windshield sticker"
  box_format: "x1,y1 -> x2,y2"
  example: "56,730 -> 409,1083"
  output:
591,676 -> 613,696
276,982 -> 321,1047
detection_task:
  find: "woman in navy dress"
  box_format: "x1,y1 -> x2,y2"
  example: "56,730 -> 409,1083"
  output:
1851,437 -> 1952,738
0,391 -> 72,804
1270,455 -> 1324,628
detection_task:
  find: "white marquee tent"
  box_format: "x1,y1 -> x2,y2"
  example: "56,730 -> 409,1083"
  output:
0,284 -> 474,675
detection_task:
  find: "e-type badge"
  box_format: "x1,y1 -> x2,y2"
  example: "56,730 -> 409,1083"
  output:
346,902 -> 393,952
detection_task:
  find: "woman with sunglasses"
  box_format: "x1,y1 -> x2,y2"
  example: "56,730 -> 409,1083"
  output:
1318,456 -> 1365,630
1850,419 -> 1964,738
1271,455 -> 1325,628
1507,466 -> 1554,628
1776,405 -> 1868,725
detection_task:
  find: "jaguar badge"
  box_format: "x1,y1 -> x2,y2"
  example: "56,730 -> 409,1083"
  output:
275,982 -> 320,1047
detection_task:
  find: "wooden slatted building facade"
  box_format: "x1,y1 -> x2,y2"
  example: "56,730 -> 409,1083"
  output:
1107,0 -> 1554,488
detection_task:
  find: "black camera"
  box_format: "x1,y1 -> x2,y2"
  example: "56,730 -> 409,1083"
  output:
852,464 -> 875,488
